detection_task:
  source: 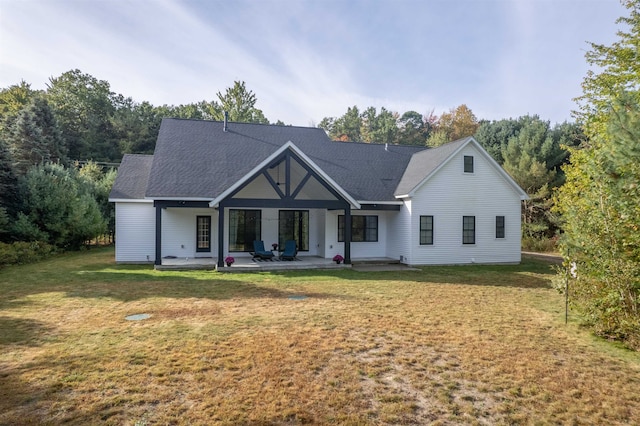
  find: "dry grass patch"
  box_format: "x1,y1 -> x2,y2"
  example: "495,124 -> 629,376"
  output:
1,248 -> 639,424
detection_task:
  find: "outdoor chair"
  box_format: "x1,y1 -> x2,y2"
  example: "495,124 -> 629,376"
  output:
280,240 -> 297,261
252,240 -> 274,260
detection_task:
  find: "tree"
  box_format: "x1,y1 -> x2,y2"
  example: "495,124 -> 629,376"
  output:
575,0 -> 640,137
360,107 -> 398,144
332,106 -> 362,141
78,161 -> 117,241
199,81 -> 269,124
13,163 -> 105,248
555,94 -> 640,348
4,96 -> 66,175
500,117 -> 557,240
218,81 -> 269,123
556,0 -> 640,349
474,116 -> 582,242
112,96 -> 162,155
428,104 -> 479,146
0,139 -> 18,240
474,118 -> 524,163
0,81 -> 38,133
396,110 -> 427,146
46,69 -> 118,161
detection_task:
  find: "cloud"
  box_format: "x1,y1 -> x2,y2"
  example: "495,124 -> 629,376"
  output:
0,0 -> 629,126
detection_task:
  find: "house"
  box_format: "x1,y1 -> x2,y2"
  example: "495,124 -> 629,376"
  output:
109,117 -> 528,268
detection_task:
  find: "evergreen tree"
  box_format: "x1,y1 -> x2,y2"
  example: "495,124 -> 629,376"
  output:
0,139 -> 18,240
13,163 -> 105,248
332,106 -> 362,141
4,96 -> 66,175
0,81 -> 38,133
360,107 -> 398,145
78,161 -> 117,241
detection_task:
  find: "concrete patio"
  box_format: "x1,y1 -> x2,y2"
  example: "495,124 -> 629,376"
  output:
155,256 -> 407,272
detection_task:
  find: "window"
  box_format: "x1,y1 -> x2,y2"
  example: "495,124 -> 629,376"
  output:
464,155 -> 474,173
463,216 -> 475,244
196,216 -> 211,252
496,216 -> 505,239
420,215 -> 434,245
279,210 -> 309,251
338,215 -> 378,242
229,210 -> 261,252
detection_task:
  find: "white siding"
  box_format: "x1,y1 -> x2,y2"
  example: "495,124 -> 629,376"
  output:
407,144 -> 522,265
114,202 -> 155,263
324,210 -> 390,259
162,208 -> 218,259
386,201 -> 412,263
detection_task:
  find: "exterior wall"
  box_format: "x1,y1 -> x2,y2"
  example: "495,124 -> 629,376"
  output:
386,201 -> 412,263
114,202 -> 156,263
324,210 -> 391,259
162,208 -> 218,259
406,144 -> 522,265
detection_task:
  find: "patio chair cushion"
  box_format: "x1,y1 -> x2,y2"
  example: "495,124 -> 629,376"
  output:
280,240 -> 297,260
252,240 -> 274,260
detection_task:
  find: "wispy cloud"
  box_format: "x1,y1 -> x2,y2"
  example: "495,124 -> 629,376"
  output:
0,0 -> 627,126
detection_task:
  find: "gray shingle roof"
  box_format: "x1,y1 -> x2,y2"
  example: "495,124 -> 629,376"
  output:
109,154 -> 153,200
110,120 -> 528,206
144,118 -> 426,201
395,137 -> 472,196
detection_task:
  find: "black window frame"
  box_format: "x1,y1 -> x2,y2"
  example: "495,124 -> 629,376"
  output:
496,216 -> 505,239
228,209 -> 262,252
338,215 -> 378,242
419,215 -> 434,245
196,215 -> 211,252
464,155 -> 474,173
463,216 -> 476,245
278,210 -> 309,252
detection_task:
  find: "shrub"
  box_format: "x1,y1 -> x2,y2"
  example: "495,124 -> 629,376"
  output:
522,236 -> 558,253
0,241 -> 58,268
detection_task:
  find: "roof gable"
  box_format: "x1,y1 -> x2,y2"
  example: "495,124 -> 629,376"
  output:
395,137 -> 528,200
210,141 -> 360,209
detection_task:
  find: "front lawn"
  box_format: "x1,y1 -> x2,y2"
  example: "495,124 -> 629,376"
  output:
1,248 -> 638,425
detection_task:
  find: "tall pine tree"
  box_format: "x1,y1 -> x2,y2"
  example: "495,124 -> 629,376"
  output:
5,96 -> 66,175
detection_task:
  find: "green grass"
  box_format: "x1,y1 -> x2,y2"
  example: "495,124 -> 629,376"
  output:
1,247 -> 639,425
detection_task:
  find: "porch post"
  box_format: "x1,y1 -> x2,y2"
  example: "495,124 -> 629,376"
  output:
344,205 -> 351,264
155,205 -> 162,266
217,205 -> 225,267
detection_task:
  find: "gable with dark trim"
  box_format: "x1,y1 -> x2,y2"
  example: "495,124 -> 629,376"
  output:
219,146 -> 352,210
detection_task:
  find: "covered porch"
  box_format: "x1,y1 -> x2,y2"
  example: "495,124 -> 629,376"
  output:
152,143 -> 402,269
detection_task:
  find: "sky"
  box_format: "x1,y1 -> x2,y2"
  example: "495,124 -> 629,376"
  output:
0,0 -> 627,127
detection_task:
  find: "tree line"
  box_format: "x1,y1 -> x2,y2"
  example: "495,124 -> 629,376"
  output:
0,74 -> 272,250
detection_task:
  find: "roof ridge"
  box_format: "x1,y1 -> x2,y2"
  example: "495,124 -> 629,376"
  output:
161,117 -> 325,131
